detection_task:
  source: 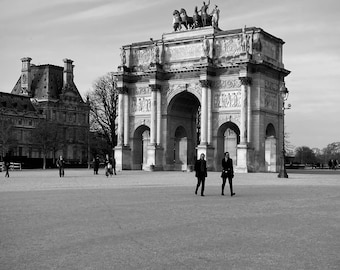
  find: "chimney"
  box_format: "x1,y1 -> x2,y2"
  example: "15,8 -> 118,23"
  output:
21,57 -> 32,96
63,58 -> 73,87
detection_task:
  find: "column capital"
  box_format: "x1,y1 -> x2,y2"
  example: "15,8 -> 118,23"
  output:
149,84 -> 161,91
239,77 -> 252,86
117,86 -> 128,94
199,80 -> 211,88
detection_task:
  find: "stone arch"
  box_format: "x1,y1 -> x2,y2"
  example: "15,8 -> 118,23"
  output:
166,91 -> 200,170
131,125 -> 150,170
216,121 -> 240,170
265,123 -> 277,172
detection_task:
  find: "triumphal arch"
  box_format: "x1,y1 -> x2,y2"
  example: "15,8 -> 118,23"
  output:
114,22 -> 290,172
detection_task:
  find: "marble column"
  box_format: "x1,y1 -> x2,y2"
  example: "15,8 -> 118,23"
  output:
115,86 -> 131,170
123,89 -> 129,146
117,88 -> 124,146
156,90 -> 162,145
246,79 -> 252,144
237,76 -> 251,173
149,85 -> 157,145
207,85 -> 212,145
199,79 -> 210,145
239,77 -> 251,145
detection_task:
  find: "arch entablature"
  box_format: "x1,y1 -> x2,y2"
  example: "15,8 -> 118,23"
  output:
162,82 -> 202,113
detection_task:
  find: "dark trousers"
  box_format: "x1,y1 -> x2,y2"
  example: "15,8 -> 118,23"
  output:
59,167 -> 64,177
195,176 -> 205,195
222,176 -> 233,195
5,166 -> 9,177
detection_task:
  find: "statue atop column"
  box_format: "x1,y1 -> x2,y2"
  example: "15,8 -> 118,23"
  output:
200,0 -> 211,27
211,5 -> 220,29
202,36 -> 210,58
120,47 -> 126,66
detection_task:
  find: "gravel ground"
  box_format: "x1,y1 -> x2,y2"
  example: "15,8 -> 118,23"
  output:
1,169 -> 339,270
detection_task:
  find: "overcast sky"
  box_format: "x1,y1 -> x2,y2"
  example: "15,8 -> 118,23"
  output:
0,0 -> 339,150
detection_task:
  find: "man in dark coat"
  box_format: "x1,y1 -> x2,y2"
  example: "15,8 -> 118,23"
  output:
194,153 -> 207,196
93,156 -> 100,175
56,155 -> 65,177
221,152 -> 235,196
4,153 -> 10,178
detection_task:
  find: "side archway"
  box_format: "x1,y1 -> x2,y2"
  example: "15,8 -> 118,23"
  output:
131,125 -> 150,170
216,122 -> 240,171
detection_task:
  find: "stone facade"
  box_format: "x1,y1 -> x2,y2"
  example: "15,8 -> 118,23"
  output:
114,26 -> 290,172
0,58 -> 90,167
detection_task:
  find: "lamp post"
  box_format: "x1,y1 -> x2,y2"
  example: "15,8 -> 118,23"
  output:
278,82 -> 289,178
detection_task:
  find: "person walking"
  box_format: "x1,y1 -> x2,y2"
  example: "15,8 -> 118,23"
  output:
221,152 -> 235,196
93,156 -> 100,175
4,154 -> 10,178
194,153 -> 207,196
56,155 -> 65,177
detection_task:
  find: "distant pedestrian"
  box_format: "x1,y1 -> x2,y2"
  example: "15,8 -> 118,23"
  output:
56,155 -> 65,177
194,153 -> 207,196
328,159 -> 333,169
4,154 -> 10,178
221,152 -> 235,196
93,156 -> 100,175
333,159 -> 338,170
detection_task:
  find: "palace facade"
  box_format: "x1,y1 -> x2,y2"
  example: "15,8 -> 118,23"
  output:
0,58 -> 90,167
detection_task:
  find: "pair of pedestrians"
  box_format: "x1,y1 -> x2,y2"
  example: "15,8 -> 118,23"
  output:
194,152 -> 235,197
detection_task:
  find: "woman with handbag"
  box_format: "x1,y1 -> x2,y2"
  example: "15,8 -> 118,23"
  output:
221,152 -> 235,196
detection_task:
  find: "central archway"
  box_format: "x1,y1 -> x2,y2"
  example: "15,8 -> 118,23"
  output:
166,91 -> 200,171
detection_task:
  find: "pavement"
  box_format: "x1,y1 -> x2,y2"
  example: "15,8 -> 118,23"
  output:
0,169 -> 339,270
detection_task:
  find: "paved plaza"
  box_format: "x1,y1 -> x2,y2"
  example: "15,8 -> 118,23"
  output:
1,169 -> 339,270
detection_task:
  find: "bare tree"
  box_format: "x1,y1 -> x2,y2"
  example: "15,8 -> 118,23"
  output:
87,72 -> 118,156
0,118 -> 18,159
31,120 -> 62,169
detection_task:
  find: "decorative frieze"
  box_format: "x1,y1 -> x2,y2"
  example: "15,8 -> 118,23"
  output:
164,43 -> 202,62
264,80 -> 279,93
263,92 -> 278,111
213,91 -> 241,110
131,96 -> 151,113
211,78 -> 241,90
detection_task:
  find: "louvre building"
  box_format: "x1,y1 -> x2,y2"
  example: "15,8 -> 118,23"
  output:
0,58 -> 90,168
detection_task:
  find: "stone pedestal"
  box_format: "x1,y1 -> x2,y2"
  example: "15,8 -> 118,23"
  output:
236,144 -> 249,173
144,145 -> 164,171
114,145 -> 131,170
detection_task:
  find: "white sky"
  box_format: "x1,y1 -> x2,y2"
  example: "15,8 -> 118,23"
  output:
0,0 -> 339,149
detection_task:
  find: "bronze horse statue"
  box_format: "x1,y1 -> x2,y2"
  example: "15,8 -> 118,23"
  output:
180,8 -> 194,29
193,6 -> 202,28
173,10 -> 182,31
173,6 -> 213,31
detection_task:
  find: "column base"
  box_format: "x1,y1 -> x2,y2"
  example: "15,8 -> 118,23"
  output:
114,145 -> 131,170
236,144 -> 249,173
144,145 -> 164,171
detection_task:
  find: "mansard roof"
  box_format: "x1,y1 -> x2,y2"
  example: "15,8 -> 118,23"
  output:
11,63 -> 84,103
0,92 -> 36,112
